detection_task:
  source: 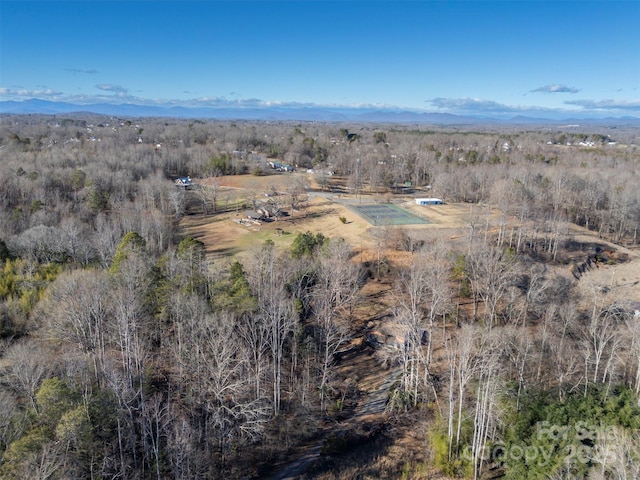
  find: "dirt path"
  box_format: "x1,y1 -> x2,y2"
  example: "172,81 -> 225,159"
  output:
269,359 -> 401,480
350,356 -> 401,421
269,280 -> 403,479
269,443 -> 324,480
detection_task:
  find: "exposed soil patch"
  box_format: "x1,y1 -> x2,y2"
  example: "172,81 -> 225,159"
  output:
565,228 -> 640,307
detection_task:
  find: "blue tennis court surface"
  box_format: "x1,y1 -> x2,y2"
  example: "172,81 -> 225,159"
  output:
349,204 -> 429,226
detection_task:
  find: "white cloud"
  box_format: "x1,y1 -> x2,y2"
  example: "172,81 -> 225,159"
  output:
425,97 -> 593,119
2,85 -> 639,119
565,99 -> 640,112
428,97 -> 522,113
65,68 -> 98,74
0,87 -> 62,97
96,84 -> 129,95
531,84 -> 580,94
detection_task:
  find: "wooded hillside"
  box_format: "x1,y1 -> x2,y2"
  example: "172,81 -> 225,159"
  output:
1,115 -> 639,479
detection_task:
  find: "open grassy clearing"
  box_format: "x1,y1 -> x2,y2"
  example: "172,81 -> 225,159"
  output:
181,195 -> 371,261
181,172 -> 493,260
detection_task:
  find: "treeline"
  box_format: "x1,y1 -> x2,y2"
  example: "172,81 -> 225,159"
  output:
3,115 -> 638,248
0,115 -> 639,479
1,228 -> 366,478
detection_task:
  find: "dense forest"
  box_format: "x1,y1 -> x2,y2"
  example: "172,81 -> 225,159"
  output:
0,114 -> 639,479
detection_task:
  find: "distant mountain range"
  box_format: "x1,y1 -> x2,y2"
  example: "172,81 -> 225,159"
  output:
2,98 -> 640,126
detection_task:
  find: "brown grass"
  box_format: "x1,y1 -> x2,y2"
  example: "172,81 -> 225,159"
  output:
181,172 -> 493,263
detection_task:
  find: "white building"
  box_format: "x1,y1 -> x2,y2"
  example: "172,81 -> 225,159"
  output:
415,198 -> 443,205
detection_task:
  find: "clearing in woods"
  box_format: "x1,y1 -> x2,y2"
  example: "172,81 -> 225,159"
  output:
181,172 -> 479,261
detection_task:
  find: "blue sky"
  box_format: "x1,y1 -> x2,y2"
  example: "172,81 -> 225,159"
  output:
1,0 -> 639,118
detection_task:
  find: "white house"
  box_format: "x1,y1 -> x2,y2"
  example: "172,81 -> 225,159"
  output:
415,198 -> 443,205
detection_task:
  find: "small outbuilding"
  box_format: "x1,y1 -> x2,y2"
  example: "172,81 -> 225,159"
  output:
415,198 -> 443,205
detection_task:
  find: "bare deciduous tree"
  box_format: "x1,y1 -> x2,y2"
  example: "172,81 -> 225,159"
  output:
2,340 -> 52,411
39,269 -> 110,385
246,243 -> 297,415
466,243 -> 518,328
312,239 -> 362,410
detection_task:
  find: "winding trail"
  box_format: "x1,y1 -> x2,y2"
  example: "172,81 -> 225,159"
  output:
268,348 -> 401,480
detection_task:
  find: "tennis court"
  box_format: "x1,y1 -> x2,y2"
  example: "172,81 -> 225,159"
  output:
349,203 -> 430,226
